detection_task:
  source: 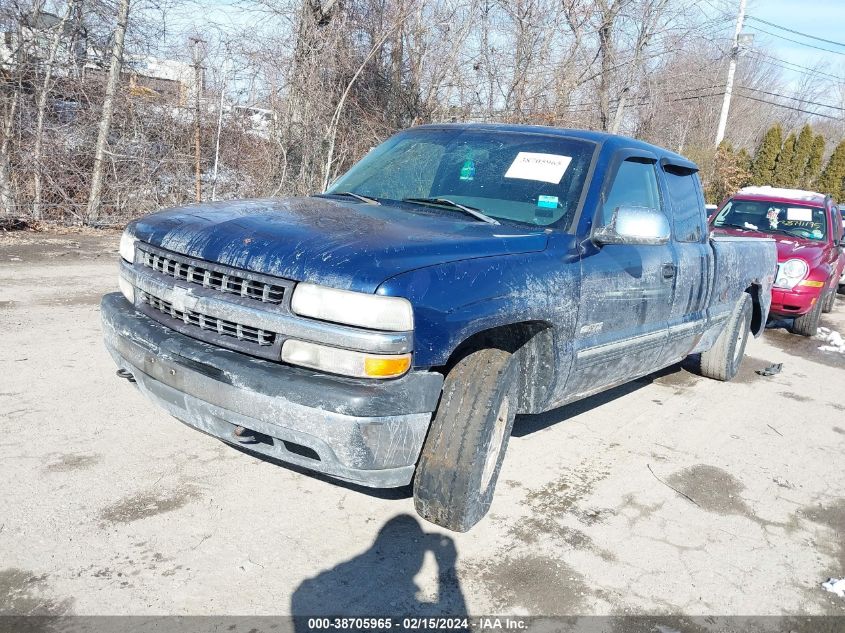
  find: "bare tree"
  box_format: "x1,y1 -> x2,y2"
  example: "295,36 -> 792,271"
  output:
86,0 -> 131,223
0,0 -> 839,227
33,0 -> 80,220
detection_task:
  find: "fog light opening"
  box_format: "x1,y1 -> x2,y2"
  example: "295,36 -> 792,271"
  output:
282,441 -> 321,461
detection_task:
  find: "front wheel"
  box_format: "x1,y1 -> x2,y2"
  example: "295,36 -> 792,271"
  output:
413,348 -> 518,532
700,293 -> 752,381
792,295 -> 823,336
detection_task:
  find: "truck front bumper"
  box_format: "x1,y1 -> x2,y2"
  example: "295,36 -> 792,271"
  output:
101,293 -> 443,488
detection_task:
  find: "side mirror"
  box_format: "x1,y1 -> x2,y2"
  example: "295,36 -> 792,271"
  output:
593,205 -> 671,246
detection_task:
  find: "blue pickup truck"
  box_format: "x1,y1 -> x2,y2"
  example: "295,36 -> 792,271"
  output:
102,124 -> 776,531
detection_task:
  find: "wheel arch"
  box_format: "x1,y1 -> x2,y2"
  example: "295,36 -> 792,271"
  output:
439,321 -> 556,415
745,283 -> 764,336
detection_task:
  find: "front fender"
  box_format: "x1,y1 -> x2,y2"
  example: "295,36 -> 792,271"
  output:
377,235 -> 581,368
808,262 -> 833,289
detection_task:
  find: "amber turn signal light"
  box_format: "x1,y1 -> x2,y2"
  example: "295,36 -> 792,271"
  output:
364,355 -> 412,378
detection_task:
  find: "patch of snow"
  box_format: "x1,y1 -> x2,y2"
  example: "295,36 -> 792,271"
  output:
822,577 -> 845,598
737,186 -> 826,203
815,327 -> 845,354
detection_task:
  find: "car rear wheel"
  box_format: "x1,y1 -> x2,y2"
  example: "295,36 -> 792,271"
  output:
700,293 -> 752,381
792,295 -> 823,337
413,347 -> 517,532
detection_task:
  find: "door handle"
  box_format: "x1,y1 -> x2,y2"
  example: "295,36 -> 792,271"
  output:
662,263 -> 676,279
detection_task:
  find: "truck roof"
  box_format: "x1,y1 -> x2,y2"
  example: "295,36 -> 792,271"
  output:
411,123 -> 698,172
734,186 -> 827,205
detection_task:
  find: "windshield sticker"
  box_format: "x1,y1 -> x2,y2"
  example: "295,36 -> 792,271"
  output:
505,152 -> 572,184
766,207 -> 781,229
786,207 -> 812,222
460,152 -> 476,181
537,195 -> 559,209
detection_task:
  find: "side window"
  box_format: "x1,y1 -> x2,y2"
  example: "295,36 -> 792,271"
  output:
601,159 -> 661,225
665,168 -> 705,243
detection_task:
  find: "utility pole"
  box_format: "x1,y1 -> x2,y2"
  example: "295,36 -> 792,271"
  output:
714,0 -> 747,147
211,62 -> 228,202
190,37 -> 205,203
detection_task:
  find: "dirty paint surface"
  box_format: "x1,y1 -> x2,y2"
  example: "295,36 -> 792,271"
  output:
126,127 -> 775,381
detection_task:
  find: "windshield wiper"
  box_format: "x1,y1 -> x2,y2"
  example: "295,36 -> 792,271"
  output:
402,197 -> 500,225
319,191 -> 381,205
717,222 -> 820,240
772,226 -> 820,240
717,222 -> 756,232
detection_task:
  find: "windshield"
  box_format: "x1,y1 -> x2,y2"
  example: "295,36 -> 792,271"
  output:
326,128 -> 596,227
713,199 -> 828,242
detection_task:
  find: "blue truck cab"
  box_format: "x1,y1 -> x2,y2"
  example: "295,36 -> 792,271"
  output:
102,124 -> 776,531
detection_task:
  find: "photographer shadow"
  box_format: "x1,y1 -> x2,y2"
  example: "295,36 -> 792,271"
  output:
291,514 -> 466,624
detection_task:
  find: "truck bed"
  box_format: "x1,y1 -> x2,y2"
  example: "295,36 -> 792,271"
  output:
710,234 -> 777,335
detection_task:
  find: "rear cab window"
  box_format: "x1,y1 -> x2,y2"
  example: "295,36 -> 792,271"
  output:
663,166 -> 705,243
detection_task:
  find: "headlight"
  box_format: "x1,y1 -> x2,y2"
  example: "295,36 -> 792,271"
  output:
774,258 -> 809,289
118,274 -> 135,304
119,230 -> 137,263
282,340 -> 411,379
291,282 -> 413,331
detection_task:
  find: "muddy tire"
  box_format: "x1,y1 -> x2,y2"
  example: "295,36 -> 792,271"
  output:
792,295 -> 823,337
413,348 -> 518,532
700,293 -> 752,382
821,288 -> 836,313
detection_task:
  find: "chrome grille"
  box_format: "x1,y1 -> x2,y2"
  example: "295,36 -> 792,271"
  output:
139,291 -> 275,347
140,248 -> 287,304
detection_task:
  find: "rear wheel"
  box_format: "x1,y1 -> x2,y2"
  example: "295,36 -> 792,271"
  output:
700,293 -> 752,382
821,288 -> 836,313
413,348 -> 517,532
792,295 -> 823,337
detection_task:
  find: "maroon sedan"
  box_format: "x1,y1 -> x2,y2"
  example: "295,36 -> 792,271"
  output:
711,187 -> 844,336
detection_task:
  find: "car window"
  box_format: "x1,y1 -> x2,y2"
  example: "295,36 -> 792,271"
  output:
601,159 -> 661,225
664,167 -> 705,243
328,129 -> 597,227
713,199 -> 828,241
337,140 -> 444,202
833,206 -> 844,242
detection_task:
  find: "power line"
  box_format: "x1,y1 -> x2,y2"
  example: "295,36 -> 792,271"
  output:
747,50 -> 842,82
746,15 -> 845,49
746,23 -> 845,57
480,87 -> 842,125
735,92 -> 843,120
561,90 -> 726,114
561,86 -> 842,121
740,87 -> 845,113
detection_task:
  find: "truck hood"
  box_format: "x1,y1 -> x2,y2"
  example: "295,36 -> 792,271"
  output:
131,197 -> 550,293
711,226 -> 827,267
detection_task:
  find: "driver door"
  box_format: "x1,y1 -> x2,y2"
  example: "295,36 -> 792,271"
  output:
565,154 -> 675,399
